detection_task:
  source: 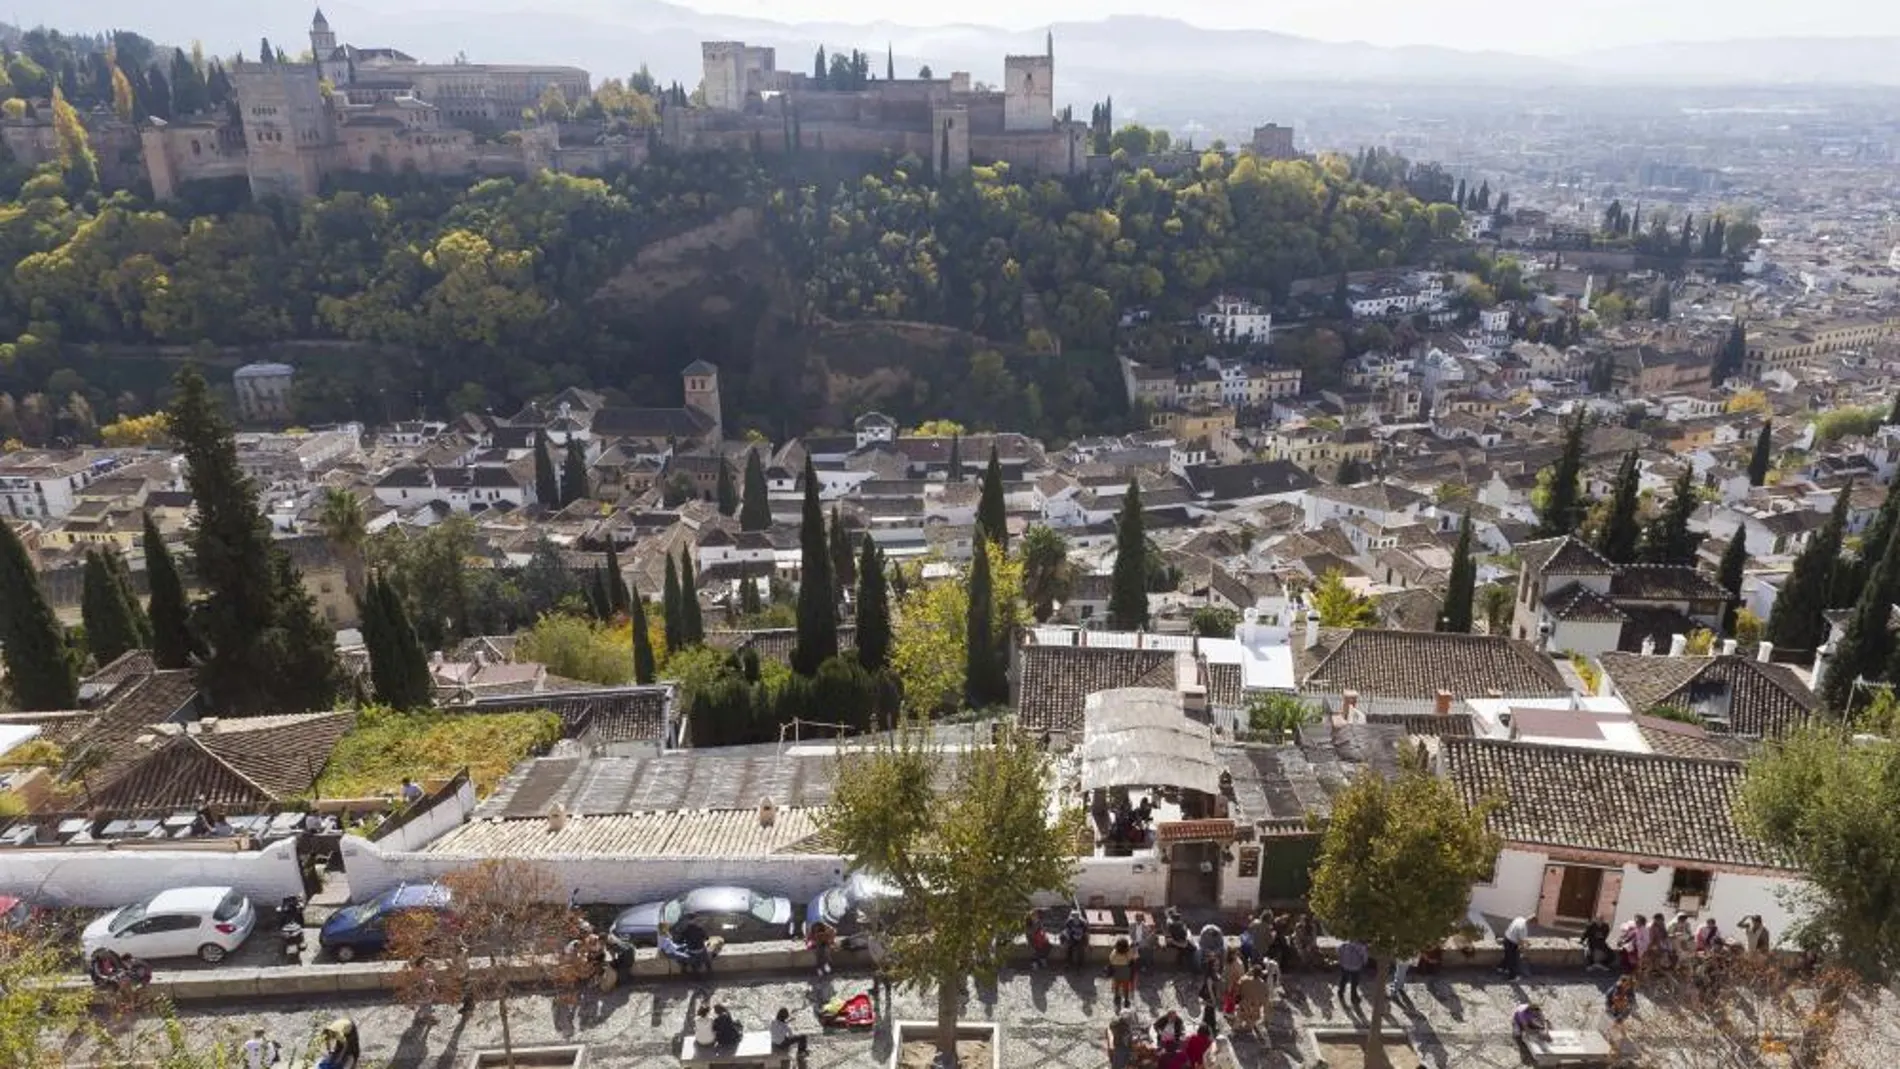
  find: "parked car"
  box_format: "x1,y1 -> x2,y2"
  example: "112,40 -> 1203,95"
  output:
319,883 -> 452,962
805,872 -> 900,936
81,887 -> 255,964
611,886 -> 795,946
0,895 -> 37,931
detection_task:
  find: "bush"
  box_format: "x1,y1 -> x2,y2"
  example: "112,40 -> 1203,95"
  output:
514,613 -> 633,685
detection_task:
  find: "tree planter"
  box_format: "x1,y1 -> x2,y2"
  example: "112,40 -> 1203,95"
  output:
888,1021 -> 1000,1069
463,1044 -> 587,1069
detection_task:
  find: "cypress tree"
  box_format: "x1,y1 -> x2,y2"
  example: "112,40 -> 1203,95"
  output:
605,543 -> 630,615
680,551 -> 704,645
977,445 -> 1008,551
1766,485 -> 1852,655
169,365 -> 338,714
99,548 -> 151,647
1535,408 -> 1589,537
631,586 -> 656,684
143,511 -> 196,669
662,554 -> 684,652
1747,421 -> 1773,487
964,531 -> 1008,709
561,437 -> 589,506
587,567 -> 612,620
1821,522 -> 1900,713
81,550 -> 144,666
1593,451 -> 1643,564
1842,485 -> 1900,605
947,432 -> 963,483
1438,513 -> 1475,633
0,518 -> 78,710
855,537 -> 892,672
715,456 -> 738,516
1107,480 -> 1150,631
357,572 -> 391,699
792,456 -> 838,674
362,573 -> 430,709
1717,531 -> 1748,636
740,574 -> 763,616
1888,393 -> 1900,426
533,431 -> 560,507
740,449 -> 771,531
1638,466 -> 1703,565
828,507 -> 855,592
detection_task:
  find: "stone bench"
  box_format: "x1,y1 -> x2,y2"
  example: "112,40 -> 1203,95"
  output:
1522,1029 -> 1613,1067
679,1032 -> 790,1069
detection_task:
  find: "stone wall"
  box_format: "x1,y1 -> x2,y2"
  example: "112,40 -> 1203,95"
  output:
0,837 -> 304,908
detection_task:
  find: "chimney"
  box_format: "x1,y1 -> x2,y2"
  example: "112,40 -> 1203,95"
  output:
1341,690 -> 1360,721
1668,633 -> 1688,657
1079,629 -> 1088,647
1720,638 -> 1737,656
758,797 -> 778,827
547,803 -> 568,833
1757,640 -> 1774,663
1813,643 -> 1832,686
1305,610 -> 1321,650
199,717 -> 219,735
1433,690 -> 1453,717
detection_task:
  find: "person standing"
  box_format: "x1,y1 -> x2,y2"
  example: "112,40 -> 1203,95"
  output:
1195,923 -> 1226,977
1108,937 -> 1136,1013
1335,939 -> 1368,1009
242,1027 -> 281,1069
1129,912 -> 1155,976
1387,952 -> 1414,1000
1499,915 -> 1529,980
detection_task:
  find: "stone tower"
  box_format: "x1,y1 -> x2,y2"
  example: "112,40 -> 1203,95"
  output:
231,60 -> 336,200
309,8 -> 337,59
1003,35 -> 1054,133
682,360 -> 723,442
701,42 -> 745,112
932,105 -> 970,177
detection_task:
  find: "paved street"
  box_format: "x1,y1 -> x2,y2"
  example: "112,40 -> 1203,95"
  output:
80,963 -> 1673,1068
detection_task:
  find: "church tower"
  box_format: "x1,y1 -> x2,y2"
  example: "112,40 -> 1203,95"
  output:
309,8 -> 337,59
682,360 -> 723,442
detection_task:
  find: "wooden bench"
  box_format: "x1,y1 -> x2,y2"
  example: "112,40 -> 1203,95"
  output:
680,1032 -> 790,1069
1521,1029 -> 1613,1067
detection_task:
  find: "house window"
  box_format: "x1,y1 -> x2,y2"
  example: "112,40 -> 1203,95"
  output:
1668,868 -> 1713,910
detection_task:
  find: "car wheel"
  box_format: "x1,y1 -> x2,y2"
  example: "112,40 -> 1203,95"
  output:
334,945 -> 357,962
198,943 -> 227,964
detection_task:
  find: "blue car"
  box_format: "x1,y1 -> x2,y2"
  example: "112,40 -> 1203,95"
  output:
804,872 -> 900,936
319,883 -> 452,961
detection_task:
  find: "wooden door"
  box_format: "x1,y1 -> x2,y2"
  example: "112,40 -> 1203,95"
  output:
1555,866 -> 1603,922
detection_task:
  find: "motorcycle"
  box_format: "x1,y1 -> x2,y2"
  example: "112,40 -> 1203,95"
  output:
279,895 -> 308,960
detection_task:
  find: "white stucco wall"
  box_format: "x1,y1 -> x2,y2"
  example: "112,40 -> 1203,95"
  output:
1070,855 -> 1169,909
0,838 -> 304,908
1468,847 -> 1808,947
1553,619 -> 1623,660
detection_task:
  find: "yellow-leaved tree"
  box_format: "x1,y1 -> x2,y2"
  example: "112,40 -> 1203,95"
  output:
889,541 -> 1022,716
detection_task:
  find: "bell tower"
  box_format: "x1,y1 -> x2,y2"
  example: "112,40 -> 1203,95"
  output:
309,8 -> 337,59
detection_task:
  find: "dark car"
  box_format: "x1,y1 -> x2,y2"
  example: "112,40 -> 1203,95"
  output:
319,883 -> 451,961
610,886 -> 794,946
804,872 -> 900,936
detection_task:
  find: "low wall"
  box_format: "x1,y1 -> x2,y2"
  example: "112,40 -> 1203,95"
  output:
0,837 -> 304,908
1072,855 -> 1169,908
339,836 -> 846,907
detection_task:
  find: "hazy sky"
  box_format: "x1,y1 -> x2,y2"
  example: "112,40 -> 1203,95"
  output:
683,0 -> 1897,55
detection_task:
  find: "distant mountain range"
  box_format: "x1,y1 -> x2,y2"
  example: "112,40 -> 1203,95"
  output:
10,0 -> 1900,91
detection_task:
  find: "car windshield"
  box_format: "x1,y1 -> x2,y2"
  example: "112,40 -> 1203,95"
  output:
820,887 -> 851,921
107,899 -> 152,935
213,892 -> 244,922
748,894 -> 777,924
660,900 -> 683,927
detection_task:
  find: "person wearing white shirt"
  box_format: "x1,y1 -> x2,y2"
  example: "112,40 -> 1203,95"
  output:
242,1028 -> 279,1069
1499,915 -> 1529,979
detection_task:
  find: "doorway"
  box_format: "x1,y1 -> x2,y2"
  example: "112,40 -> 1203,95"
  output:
1555,866 -> 1603,923
1167,842 -> 1221,910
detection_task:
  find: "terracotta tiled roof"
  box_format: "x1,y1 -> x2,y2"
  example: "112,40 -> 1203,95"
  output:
1610,565 -> 1730,602
1543,583 -> 1629,623
1297,629 -> 1569,700
1441,736 -> 1786,871
1519,536 -> 1618,577
1156,818 -> 1237,844
1016,645 -> 1177,733
1363,711 -> 1476,737
1598,653 -> 1820,738
1204,663 -> 1243,709
92,712 -> 354,812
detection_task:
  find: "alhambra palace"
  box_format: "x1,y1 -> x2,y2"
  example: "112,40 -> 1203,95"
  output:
0,9 -> 1129,200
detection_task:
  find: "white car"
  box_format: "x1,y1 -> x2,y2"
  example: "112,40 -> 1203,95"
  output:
82,887 -> 256,964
